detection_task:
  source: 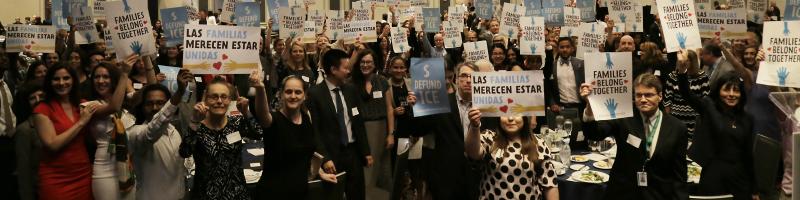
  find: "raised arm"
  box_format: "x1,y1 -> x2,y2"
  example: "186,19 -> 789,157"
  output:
250,70 -> 273,127
720,41 -> 753,90
384,85 -> 395,149
464,107 -> 483,160
94,54 -> 135,116
36,103 -> 97,152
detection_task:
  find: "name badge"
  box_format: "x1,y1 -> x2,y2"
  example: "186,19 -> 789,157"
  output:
133,83 -> 143,89
227,131 -> 242,144
637,171 -> 648,186
372,91 -> 383,99
654,70 -> 661,76
195,77 -> 203,82
265,75 -> 270,81
627,134 -> 642,149
351,107 -> 360,116
576,131 -> 586,142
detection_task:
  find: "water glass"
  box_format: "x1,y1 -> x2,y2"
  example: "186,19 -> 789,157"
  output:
563,119 -> 573,136
555,115 -> 565,130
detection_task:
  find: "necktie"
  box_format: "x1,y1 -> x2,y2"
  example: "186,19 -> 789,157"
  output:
333,88 -> 348,145
559,58 -> 570,66
1,82 -> 14,137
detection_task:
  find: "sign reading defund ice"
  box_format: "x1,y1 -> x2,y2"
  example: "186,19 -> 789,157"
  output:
656,0 -> 701,53
542,0 -> 565,26
410,58 -> 451,117
697,8 -> 747,39
343,20 -> 378,44
577,22 -> 607,59
786,0 -> 800,20
391,27 -> 410,53
577,0 -> 597,22
183,24 -> 260,74
161,7 -> 189,47
6,25 -> 57,53
71,6 -> 100,44
104,0 -> 157,60
756,21 -> 800,87
443,21 -> 463,49
608,0 -> 644,32
475,0 -> 494,19
500,3 -> 525,38
472,71 -> 546,117
520,16 -> 546,56
279,7 -> 306,39
423,8 -> 441,33
234,2 -> 260,27
584,52 -> 633,121
464,41 -> 490,63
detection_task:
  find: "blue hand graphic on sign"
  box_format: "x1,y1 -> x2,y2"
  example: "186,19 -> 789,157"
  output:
122,0 -> 132,13
591,23 -> 596,32
633,23 -> 638,32
130,41 -> 142,54
605,52 -> 614,69
784,21 -> 791,36
530,44 -> 538,54
567,29 -> 573,37
605,98 -> 618,119
676,32 -> 687,49
778,67 -> 790,86
619,13 -> 627,23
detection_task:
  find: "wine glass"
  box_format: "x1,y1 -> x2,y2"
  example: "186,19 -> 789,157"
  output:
563,119 -> 573,138
555,115 -> 565,130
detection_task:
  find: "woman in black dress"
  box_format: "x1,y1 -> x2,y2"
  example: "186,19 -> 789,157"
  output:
254,75 -> 338,199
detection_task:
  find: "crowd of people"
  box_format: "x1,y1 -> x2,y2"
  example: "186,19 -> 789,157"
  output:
0,0 -> 794,200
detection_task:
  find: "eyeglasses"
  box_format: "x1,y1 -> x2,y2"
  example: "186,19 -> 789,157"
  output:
206,94 -> 231,102
458,74 -> 472,80
634,93 -> 659,99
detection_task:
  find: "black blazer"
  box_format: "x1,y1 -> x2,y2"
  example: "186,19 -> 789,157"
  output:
307,81 -> 371,164
546,56 -> 586,106
583,111 -> 689,200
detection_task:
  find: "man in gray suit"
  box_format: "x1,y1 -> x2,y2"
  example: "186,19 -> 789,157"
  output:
700,44 -> 734,86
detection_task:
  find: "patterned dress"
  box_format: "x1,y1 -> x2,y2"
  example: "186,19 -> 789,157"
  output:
478,131 -> 558,200
664,71 -> 710,138
179,115 -> 263,200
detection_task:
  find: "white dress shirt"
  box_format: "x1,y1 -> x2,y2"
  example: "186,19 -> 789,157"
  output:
326,80 -> 354,143
0,81 -> 16,137
556,58 -> 580,104
127,102 -> 186,200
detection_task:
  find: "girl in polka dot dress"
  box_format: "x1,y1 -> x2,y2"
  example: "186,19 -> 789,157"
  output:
466,114 -> 560,200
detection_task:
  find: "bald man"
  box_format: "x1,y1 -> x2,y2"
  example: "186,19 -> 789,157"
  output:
617,35 -> 636,52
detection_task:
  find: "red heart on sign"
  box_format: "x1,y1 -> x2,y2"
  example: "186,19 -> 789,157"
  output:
499,105 -> 509,113
714,32 -> 721,36
24,44 -> 31,49
768,47 -> 772,52
507,98 -> 514,104
213,62 -> 223,70
114,26 -> 119,30
624,80 -> 629,84
687,13 -> 693,17
30,41 -> 36,44
222,54 -> 229,60
143,20 -> 148,25
591,80 -> 597,85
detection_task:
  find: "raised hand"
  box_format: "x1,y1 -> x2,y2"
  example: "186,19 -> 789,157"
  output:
406,91 -> 417,106
605,98 -> 618,119
580,83 -> 593,101
249,70 -> 265,88
676,32 -> 687,49
78,103 -> 99,125
193,102 -> 209,122
237,97 -> 250,117
119,54 -> 139,74
467,107 -> 481,127
177,69 -> 193,92
778,67 -> 790,86
130,41 -> 143,54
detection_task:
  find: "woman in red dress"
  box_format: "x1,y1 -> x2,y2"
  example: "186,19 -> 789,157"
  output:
33,64 -> 98,200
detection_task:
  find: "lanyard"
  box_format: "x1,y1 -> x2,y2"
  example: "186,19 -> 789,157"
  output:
641,112 -> 661,171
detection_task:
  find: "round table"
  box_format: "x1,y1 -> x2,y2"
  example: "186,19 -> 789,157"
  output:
555,151 -> 611,200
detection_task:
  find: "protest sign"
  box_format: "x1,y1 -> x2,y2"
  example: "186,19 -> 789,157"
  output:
613,23 -> 626,33
464,41 -> 490,62
343,20 -> 378,44
560,7 -> 582,37
159,65 -> 181,93
307,9 -> 326,33
472,71 -> 546,117
577,0 -> 597,21
520,16 -> 546,56
410,58 -> 451,117
6,25 -> 57,53
584,52 -> 633,120
747,0 -> 767,24
63,0 -> 87,17
304,0 -> 316,6
391,27 -> 411,53
500,3 -> 525,38
268,0 -> 290,32
104,28 -> 115,54
762,21 -> 800,64
105,0 -> 157,60
279,7 -> 306,39
543,0 -> 565,26
524,0 -> 542,16
694,0 -> 712,10
697,8 -> 747,39
302,21 -> 316,44
443,21 -> 463,48
423,8 -> 441,33
757,61 -> 800,87
786,0 -> 800,20
94,0 -> 106,20
656,0 -> 701,52
52,0 -> 70,30
71,6 -> 100,44
234,1 -> 260,27
608,0 -> 643,32
576,22 -> 607,59
414,7 -> 424,30
182,24 -> 261,74
161,7 -> 189,47
219,0 -> 236,23
411,0 -> 426,7
353,8 -> 372,21
448,5 -> 467,31
326,10 -> 346,41
475,0 -> 494,19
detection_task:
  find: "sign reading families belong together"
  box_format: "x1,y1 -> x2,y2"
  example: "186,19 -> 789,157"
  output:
757,21 -> 800,87
105,0 -> 157,60
182,25 -> 261,74
584,52 -> 633,121
657,0 -> 702,52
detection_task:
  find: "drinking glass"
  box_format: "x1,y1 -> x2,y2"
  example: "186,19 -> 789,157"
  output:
563,119 -> 573,138
555,115 -> 565,130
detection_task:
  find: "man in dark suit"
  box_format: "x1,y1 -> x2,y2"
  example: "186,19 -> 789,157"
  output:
580,73 -> 688,200
307,49 -> 372,200
546,37 -> 588,150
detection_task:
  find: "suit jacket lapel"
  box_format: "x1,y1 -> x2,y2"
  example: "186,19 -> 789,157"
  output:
625,112 -> 648,159
651,116 -> 673,160
318,83 -> 337,118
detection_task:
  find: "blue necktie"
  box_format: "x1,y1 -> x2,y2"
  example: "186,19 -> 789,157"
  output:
333,88 -> 348,145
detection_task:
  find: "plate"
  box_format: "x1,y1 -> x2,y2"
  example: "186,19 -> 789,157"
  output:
593,161 -> 612,169
571,155 -> 589,162
552,162 -> 567,175
570,164 -> 588,171
243,169 -> 262,184
570,170 -> 610,184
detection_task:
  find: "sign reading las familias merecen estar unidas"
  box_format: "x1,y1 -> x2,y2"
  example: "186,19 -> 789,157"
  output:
472,71 -> 546,117
6,25 -> 57,53
182,24 -> 261,74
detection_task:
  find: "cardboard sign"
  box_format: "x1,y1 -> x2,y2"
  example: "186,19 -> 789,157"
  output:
411,58 -> 451,117
268,0 -> 291,32
525,0 -> 543,16
500,3 -> 525,38
560,7 -> 582,37
158,65 -> 181,93
464,41 -> 490,62
520,16 -> 546,56
543,0 -> 566,26
786,0 -> 800,20
448,5 -> 467,31
578,0 -> 597,21
391,26 -> 410,53
343,20 -> 378,44
161,7 -> 189,47
443,21 -> 462,48
307,9 -> 326,33
182,24 -> 261,74
71,6 -> 100,44
326,10 -> 346,41
52,0 -> 70,30
472,71 -> 546,117
103,28 -> 115,54
6,25 -> 57,53
584,52 -> 634,120
105,0 -> 157,60
608,0 -> 644,32
353,8 -> 372,21
656,0 -> 702,52
697,8 -> 747,39
475,0 -> 494,19
234,2 -> 260,27
747,0 -> 767,24
762,21 -> 800,64
728,0 -> 746,9
279,7 -> 306,39
219,0 -> 236,23
576,22 -> 607,59
94,0 -> 106,20
302,21 -> 316,44
757,61 -> 800,87
423,8 -> 440,33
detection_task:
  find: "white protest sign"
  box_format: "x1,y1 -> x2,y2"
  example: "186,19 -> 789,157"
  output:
103,28 -> 114,54
443,21 -> 462,48
308,9 -> 326,34
757,61 -> 800,87
6,25 -> 57,53
728,0 -> 746,9
302,21 -> 316,44
656,0 -> 701,52
747,0 -> 767,24
576,22 -> 607,59
104,0 -> 157,60
613,23 -> 626,33
414,7 -> 424,30
697,8 -> 748,39
500,3 -> 525,38
219,0 -> 236,23
561,6 -> 582,37
94,0 -> 106,20
520,16 -> 546,56
472,71 -> 546,117
279,7 -> 306,39
71,6 -> 100,44
343,20 -> 378,44
584,52 -> 634,121
391,26 -> 410,53
609,0 -> 644,32
448,5 -> 467,31
183,24 -> 261,74
326,10 -> 345,41
465,41 -> 490,63
762,21 -> 800,65
353,8 -> 372,21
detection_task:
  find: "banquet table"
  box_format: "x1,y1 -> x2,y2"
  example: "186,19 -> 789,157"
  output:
555,151 -> 611,200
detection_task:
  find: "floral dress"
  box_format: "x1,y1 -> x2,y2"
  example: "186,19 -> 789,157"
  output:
479,130 -> 558,200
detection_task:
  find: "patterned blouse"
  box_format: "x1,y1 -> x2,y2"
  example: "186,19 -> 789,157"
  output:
664,71 -> 710,138
179,115 -> 263,200
479,130 -> 558,200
